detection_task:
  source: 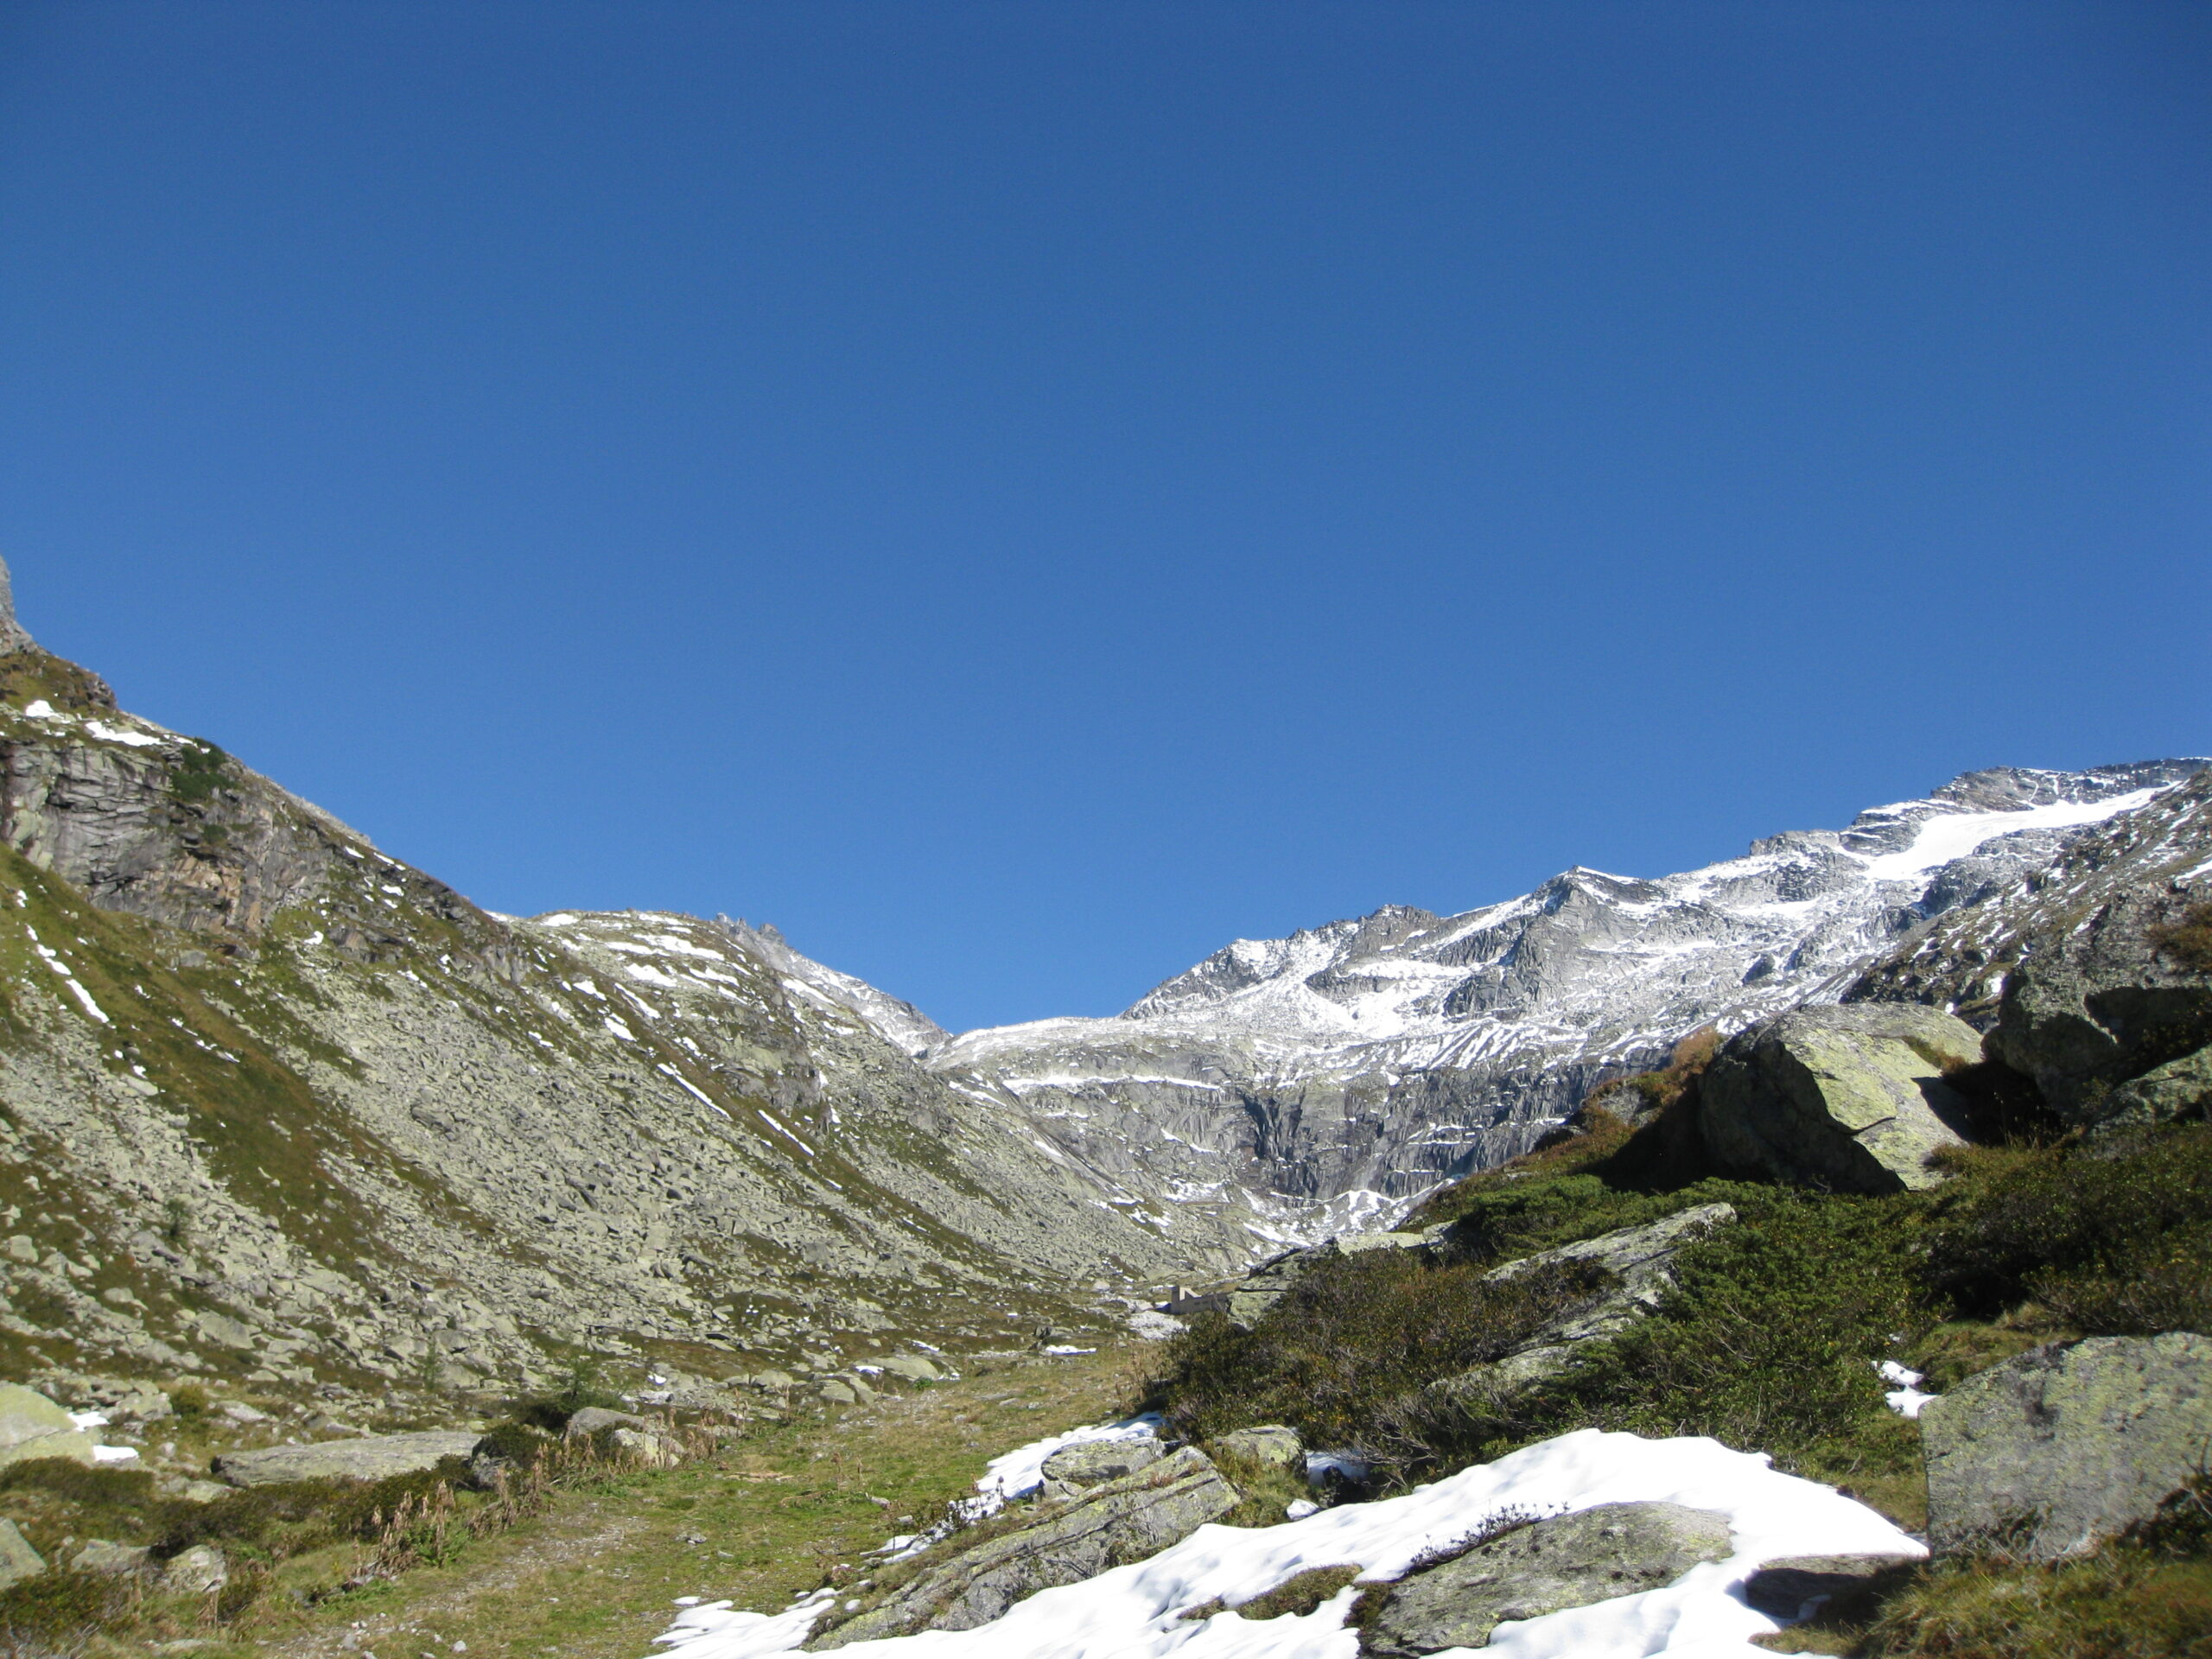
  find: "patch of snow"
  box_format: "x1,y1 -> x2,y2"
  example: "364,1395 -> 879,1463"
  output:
1859,787 -> 2166,882
92,1446 -> 139,1465
68,1411 -> 110,1430
1041,1345 -> 1096,1357
1878,1361 -> 1936,1419
85,719 -> 162,747
539,912 -> 579,925
22,700 -> 57,719
652,1428 -> 1921,1659
969,1415 -> 1164,1516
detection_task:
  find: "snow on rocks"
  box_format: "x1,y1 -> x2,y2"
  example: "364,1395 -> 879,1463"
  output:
970,1415 -> 1165,1517
652,1428 -> 1923,1659
1878,1362 -> 1936,1419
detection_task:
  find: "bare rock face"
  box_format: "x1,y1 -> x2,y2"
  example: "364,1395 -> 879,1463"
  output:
1921,1332 -> 2212,1560
1357,1502 -> 1734,1656
213,1429 -> 483,1487
808,1446 -> 1240,1648
1987,887 -> 2212,1124
1700,1004 -> 1982,1192
0,557 -> 33,655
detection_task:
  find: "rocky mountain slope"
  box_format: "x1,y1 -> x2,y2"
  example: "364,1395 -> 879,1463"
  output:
0,569 -> 1262,1402
928,759 -> 2208,1218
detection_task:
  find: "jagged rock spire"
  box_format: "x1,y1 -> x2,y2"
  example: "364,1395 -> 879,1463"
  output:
0,556 -> 33,654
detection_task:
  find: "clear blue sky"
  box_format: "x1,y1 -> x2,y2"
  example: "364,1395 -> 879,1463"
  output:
3,3 -> 2207,1032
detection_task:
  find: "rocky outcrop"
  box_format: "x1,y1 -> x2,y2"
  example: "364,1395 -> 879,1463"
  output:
1987,887 -> 2212,1122
0,1383 -> 96,1469
213,1430 -> 484,1487
2100,1044 -> 2212,1130
1700,1005 -> 1981,1192
1039,1436 -> 1162,1497
807,1446 -> 1240,1648
1426,1205 -> 1736,1402
0,558 -> 32,656
1920,1333 -> 2212,1560
1357,1503 -> 1734,1656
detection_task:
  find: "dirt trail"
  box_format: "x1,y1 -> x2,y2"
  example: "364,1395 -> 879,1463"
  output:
256,1347 -> 1140,1659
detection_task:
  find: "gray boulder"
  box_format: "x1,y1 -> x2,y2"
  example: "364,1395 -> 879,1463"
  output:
213,1430 -> 482,1487
1922,1332 -> 2212,1560
0,1520 -> 45,1590
0,1383 -> 97,1469
1210,1425 -> 1304,1470
1989,889 -> 2212,1121
563,1406 -> 649,1437
1428,1205 -> 1736,1403
1358,1503 -> 1734,1656
1701,1004 -> 1982,1192
159,1544 -> 228,1595
73,1540 -> 151,1576
809,1446 -> 1239,1648
1040,1436 -> 1162,1497
876,1354 -> 944,1382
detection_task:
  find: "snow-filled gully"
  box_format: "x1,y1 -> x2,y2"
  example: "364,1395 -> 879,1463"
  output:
649,1427 -> 1922,1659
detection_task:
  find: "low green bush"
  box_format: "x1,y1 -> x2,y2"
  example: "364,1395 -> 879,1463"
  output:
1152,1248 -> 1611,1453
1923,1123 -> 2212,1337
0,1568 -> 138,1657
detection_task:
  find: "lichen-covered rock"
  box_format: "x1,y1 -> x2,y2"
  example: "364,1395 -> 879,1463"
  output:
73,1540 -> 151,1576
159,1544 -> 228,1594
1427,1205 -> 1736,1403
0,1520 -> 44,1590
1210,1425 -> 1304,1470
0,1383 -> 96,1470
1921,1332 -> 2212,1560
1040,1436 -> 1161,1497
1988,888 -> 2212,1122
1357,1503 -> 1734,1656
808,1446 -> 1239,1648
213,1430 -> 482,1487
1701,1004 -> 1982,1192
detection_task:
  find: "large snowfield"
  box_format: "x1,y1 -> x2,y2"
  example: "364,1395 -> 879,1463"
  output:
650,1427 -> 1922,1659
